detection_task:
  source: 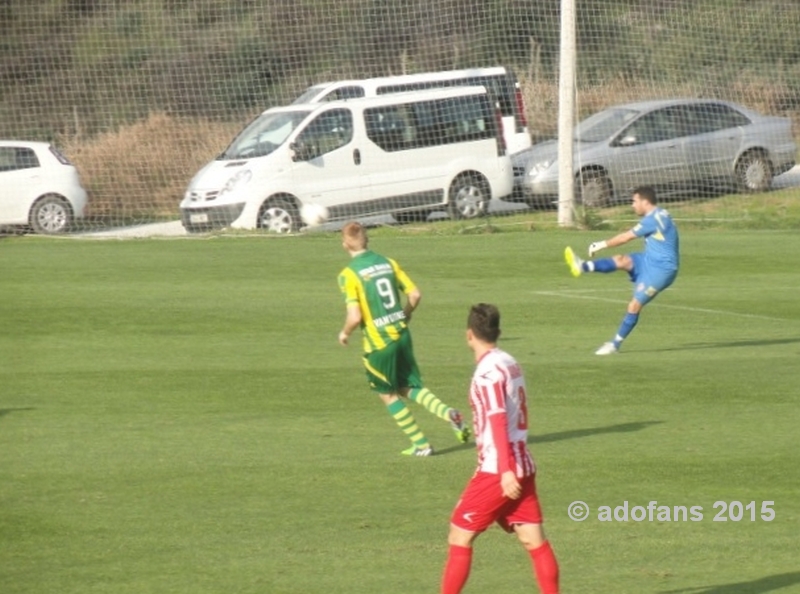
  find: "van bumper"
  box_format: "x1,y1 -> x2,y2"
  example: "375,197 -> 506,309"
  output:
180,203 -> 246,232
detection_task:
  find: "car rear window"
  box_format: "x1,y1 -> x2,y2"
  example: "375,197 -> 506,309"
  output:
0,146 -> 40,171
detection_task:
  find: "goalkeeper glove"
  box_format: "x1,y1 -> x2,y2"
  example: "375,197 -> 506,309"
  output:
588,240 -> 608,257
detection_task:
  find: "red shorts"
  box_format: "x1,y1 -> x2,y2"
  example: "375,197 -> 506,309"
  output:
450,471 -> 543,533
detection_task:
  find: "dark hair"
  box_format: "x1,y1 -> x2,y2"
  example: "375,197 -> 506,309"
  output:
632,186 -> 657,204
468,303 -> 501,343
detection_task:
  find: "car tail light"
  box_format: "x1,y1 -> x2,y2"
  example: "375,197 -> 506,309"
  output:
515,84 -> 528,130
495,106 -> 507,156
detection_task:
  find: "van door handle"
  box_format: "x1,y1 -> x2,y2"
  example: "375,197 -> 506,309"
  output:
353,149 -> 361,165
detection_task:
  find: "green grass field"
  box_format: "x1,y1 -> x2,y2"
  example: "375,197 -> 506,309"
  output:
2,228 -> 799,594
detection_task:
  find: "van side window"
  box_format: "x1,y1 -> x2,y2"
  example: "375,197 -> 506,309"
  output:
366,95 -> 495,152
295,109 -> 353,160
365,106 -> 413,151
376,75 -> 514,117
422,96 -> 494,146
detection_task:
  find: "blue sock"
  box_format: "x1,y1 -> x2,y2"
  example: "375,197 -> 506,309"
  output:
588,258 -> 616,273
613,312 -> 639,347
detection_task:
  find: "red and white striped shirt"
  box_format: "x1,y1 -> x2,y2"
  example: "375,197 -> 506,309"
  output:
469,347 -> 535,477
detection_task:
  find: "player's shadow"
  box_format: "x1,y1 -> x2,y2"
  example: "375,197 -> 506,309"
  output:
0,407 -> 35,420
434,421 -> 662,456
529,420 -> 663,445
653,337 -> 800,352
660,571 -> 800,593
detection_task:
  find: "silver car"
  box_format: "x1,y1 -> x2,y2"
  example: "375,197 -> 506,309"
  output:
509,99 -> 797,208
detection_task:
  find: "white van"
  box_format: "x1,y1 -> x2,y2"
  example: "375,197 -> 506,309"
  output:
180,86 -> 513,233
293,66 -> 532,155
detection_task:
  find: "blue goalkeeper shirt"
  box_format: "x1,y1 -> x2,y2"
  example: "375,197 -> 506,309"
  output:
632,207 -> 680,273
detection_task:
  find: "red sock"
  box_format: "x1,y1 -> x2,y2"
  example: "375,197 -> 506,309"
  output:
529,540 -> 559,594
441,544 -> 472,594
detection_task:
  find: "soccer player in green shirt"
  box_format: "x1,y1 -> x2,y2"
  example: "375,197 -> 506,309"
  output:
338,222 -> 470,456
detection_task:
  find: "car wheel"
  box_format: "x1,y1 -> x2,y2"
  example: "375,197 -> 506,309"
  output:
30,194 -> 72,234
576,170 -> 612,208
257,198 -> 300,234
447,174 -> 489,220
393,210 -> 432,224
736,152 -> 772,193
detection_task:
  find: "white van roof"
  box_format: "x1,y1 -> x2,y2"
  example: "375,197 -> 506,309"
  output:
265,85 -> 491,116
308,66 -> 509,90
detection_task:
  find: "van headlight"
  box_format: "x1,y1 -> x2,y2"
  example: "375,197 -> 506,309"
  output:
219,169 -> 253,197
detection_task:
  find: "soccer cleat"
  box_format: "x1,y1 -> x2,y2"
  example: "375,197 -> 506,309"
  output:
564,246 -> 583,277
448,409 -> 471,444
595,342 -> 619,355
401,445 -> 434,456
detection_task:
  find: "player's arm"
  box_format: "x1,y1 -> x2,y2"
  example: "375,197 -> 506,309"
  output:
338,270 -> 362,346
487,411 -> 522,499
483,376 -> 522,500
339,303 -> 362,346
588,229 -> 638,257
403,287 -> 421,321
391,259 -> 420,321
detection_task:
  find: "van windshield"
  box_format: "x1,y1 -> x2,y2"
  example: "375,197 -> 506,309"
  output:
219,110 -> 311,159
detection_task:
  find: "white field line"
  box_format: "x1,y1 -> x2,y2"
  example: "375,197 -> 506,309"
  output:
533,289 -> 795,322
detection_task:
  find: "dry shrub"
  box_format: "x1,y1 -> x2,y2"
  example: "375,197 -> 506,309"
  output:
61,112 -> 241,221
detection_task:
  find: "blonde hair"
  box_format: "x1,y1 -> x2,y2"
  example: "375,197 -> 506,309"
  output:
342,221 -> 368,251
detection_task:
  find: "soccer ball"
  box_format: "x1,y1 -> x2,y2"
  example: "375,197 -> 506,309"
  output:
300,203 -> 329,227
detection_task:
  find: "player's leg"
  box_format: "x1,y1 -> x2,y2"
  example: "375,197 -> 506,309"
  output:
565,246 -> 632,277
597,267 -> 676,355
596,297 -> 643,355
594,253 -> 644,354
399,333 -> 470,443
365,345 -> 432,455
441,524 -> 477,594
442,473 -> 503,594
515,524 -> 560,594
506,475 -> 559,594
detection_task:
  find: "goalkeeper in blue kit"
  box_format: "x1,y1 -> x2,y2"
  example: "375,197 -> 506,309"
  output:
564,186 -> 680,355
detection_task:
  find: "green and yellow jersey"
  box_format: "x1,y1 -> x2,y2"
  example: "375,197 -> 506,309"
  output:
338,250 -> 416,353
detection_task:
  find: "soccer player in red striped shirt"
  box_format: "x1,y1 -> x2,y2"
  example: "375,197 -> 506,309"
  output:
441,303 -> 559,594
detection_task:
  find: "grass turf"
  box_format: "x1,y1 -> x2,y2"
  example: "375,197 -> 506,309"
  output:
1,229 -> 799,593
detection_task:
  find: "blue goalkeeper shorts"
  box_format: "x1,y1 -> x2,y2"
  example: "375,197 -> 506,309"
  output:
628,252 -> 678,306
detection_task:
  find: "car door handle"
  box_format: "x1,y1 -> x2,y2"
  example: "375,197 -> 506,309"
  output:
353,149 -> 361,165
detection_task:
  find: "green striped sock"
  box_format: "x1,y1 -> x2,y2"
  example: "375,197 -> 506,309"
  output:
386,399 -> 429,448
408,387 -> 451,421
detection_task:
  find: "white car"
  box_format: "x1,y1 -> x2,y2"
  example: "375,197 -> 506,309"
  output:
0,141 -> 88,234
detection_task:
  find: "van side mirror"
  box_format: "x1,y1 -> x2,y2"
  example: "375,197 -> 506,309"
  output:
291,140 -> 321,162
290,141 -> 306,162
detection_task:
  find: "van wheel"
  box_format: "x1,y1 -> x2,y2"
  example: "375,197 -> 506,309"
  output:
30,194 -> 72,234
257,198 -> 300,234
448,174 -> 489,220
